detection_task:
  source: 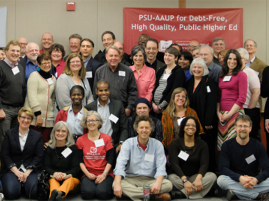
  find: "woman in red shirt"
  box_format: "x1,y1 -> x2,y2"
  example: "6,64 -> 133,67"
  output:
76,110 -> 114,200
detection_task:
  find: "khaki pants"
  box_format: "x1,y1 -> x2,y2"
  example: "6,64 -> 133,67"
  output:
168,172 -> 216,199
113,176 -> 172,201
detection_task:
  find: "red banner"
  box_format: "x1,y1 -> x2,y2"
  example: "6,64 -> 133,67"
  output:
123,8 -> 243,54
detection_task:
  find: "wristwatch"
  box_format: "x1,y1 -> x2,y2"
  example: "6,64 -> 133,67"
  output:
183,178 -> 188,183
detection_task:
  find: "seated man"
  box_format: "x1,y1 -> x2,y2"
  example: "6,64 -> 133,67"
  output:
113,116 -> 172,201
217,114 -> 269,201
128,97 -> 163,142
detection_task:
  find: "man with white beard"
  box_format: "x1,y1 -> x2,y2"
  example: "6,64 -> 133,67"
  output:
24,42 -> 40,83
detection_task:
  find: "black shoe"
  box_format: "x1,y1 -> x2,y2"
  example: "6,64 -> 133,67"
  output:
226,190 -> 236,201
256,193 -> 269,201
49,189 -> 58,201
170,191 -> 186,199
56,191 -> 64,200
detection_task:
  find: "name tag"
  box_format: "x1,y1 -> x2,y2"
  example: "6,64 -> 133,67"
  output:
19,164 -> 27,172
144,154 -> 154,162
207,86 -> 211,93
109,114 -> 119,124
47,78 -> 53,85
61,147 -> 72,158
177,117 -> 185,126
119,71 -> 125,76
245,154 -> 256,164
94,139 -> 105,147
55,72 -> 58,78
12,66 -> 20,75
178,150 -> 189,161
77,113 -> 83,120
162,74 -> 170,80
223,76 -> 232,82
86,71 -> 92,78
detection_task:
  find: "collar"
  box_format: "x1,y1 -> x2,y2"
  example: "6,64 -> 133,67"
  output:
84,56 -> 92,63
4,57 -> 18,68
97,98 -> 110,107
68,104 -> 83,113
26,58 -> 38,65
250,56 -> 255,63
19,129 -> 30,138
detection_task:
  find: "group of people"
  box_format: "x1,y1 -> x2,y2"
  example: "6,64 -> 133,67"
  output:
0,30 -> 269,201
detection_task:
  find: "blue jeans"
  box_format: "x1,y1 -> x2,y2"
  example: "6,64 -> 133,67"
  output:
217,175 -> 269,200
2,171 -> 39,200
81,175 -> 114,200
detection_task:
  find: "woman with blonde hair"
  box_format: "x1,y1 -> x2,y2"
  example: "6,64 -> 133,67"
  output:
55,53 -> 93,112
162,87 -> 204,152
45,121 -> 80,201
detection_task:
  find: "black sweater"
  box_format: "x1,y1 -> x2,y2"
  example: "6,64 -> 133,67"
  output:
44,145 -> 80,179
219,138 -> 269,183
0,60 -> 26,109
169,137 -> 209,177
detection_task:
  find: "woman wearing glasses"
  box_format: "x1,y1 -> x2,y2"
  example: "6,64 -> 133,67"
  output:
76,111 -> 114,200
55,53 -> 93,113
1,107 -> 44,200
168,117 -> 216,199
24,53 -> 56,143
162,87 -> 204,153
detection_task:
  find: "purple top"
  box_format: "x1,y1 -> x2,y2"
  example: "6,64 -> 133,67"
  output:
219,71 -> 247,111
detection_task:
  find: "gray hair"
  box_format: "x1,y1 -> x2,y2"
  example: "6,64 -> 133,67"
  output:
192,47 -> 200,52
189,58 -> 209,76
25,42 -> 39,52
200,45 -> 214,55
237,48 -> 249,61
106,45 -> 120,55
80,110 -> 104,129
244,39 -> 257,48
212,37 -> 225,46
48,121 -> 75,149
69,33 -> 82,41
130,45 -> 147,61
133,115 -> 155,132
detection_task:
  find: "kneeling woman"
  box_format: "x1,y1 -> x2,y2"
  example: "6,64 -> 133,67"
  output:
168,117 -> 216,199
2,107 -> 44,200
45,121 -> 80,200
77,111 -> 114,200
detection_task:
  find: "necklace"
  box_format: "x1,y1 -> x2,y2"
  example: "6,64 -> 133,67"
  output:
54,146 -> 65,159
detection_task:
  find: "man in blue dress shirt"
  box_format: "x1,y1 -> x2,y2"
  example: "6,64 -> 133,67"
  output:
113,116 -> 172,201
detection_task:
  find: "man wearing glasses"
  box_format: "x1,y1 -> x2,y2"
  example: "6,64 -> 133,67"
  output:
218,114 -> 269,201
145,38 -> 165,73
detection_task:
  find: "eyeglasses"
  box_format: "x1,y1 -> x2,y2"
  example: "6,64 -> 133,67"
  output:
19,116 -> 32,121
175,94 -> 186,99
41,62 -> 51,66
56,129 -> 67,133
42,38 -> 52,41
185,124 -> 196,128
70,61 -> 81,64
86,119 -> 100,123
236,125 -> 250,129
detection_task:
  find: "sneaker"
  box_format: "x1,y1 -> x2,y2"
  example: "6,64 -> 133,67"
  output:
226,190 -> 236,201
0,193 -> 4,201
256,193 -> 269,201
170,191 -> 186,199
